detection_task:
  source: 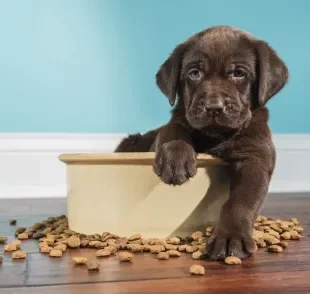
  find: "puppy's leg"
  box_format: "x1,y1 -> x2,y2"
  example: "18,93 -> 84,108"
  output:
114,129 -> 160,152
153,123 -> 197,186
207,151 -> 274,260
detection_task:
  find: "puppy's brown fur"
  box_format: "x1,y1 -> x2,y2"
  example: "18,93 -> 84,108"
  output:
115,26 -> 288,260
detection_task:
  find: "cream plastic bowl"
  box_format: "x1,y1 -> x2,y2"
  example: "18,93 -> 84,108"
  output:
59,153 -> 230,239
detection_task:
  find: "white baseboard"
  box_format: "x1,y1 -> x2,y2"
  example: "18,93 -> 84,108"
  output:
0,133 -> 309,198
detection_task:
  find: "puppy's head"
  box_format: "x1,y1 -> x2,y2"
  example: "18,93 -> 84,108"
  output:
156,26 -> 288,132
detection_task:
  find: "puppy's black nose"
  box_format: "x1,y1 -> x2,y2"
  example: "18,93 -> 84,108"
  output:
204,99 -> 224,116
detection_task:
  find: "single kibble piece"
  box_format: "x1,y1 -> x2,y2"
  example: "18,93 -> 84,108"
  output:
17,233 -> 28,240
225,256 -> 242,265
87,260 -> 100,271
80,239 -> 89,248
192,250 -> 203,260
150,245 -> 165,254
95,242 -> 107,249
167,250 -> 181,257
33,232 -> 46,240
54,243 -> 67,252
15,227 -> 26,236
263,234 -> 280,245
168,237 -> 181,245
165,244 -> 178,251
40,246 -> 53,253
290,218 -> 299,225
9,219 -> 17,225
0,236 -> 8,244
88,240 -> 102,248
129,244 -> 143,253
293,226 -> 304,233
267,230 -> 280,239
106,244 -> 118,254
268,245 -> 283,253
206,227 -> 214,233
4,243 -> 17,252
67,235 -> 80,248
256,239 -> 267,248
279,241 -> 289,248
49,249 -> 63,258
186,246 -> 198,253
189,265 -> 205,275
12,250 -> 27,259
280,232 -> 291,240
72,257 -> 88,265
191,231 -> 204,241
158,252 -> 170,260
12,240 -> 22,249
205,232 -> 212,237
143,245 -> 151,252
118,252 -> 133,262
270,225 -> 283,233
178,245 -> 187,252
128,233 -> 142,241
290,231 -> 301,240
96,249 -> 111,257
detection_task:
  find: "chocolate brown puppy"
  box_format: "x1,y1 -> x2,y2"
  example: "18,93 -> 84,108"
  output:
115,26 -> 288,260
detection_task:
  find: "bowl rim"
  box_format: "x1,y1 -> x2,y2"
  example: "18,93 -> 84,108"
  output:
58,152 -> 226,166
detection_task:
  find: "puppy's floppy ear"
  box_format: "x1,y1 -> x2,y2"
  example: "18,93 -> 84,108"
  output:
156,44 -> 186,106
255,40 -> 289,106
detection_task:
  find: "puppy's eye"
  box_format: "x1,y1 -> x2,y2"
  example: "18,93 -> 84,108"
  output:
229,69 -> 246,79
188,69 -> 202,81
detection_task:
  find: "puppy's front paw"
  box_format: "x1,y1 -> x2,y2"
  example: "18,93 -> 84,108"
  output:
153,140 -> 197,186
206,223 -> 257,260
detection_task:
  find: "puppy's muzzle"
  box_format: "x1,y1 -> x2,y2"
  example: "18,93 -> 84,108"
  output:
204,96 -> 225,117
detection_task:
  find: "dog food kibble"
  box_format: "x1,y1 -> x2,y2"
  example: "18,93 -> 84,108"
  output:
17,233 -> 28,240
267,230 -> 280,239
49,249 -> 63,258
280,232 -> 291,240
12,250 -> 27,259
290,231 -> 301,240
4,243 -> 17,252
0,256 -> 3,263
168,237 -> 181,245
67,236 -> 80,248
270,225 -> 283,233
290,218 -> 299,225
189,264 -> 205,275
72,257 -> 88,265
192,250 -> 203,260
186,246 -> 198,253
87,260 -> 100,271
9,219 -> 17,225
256,239 -> 267,248
158,252 -> 170,260
88,240 -> 101,248
191,231 -> 204,241
167,250 -> 181,257
12,240 -> 22,249
165,244 -> 178,251
15,227 -> 26,236
178,245 -> 187,252
0,236 -> 8,244
225,256 -> 242,265
263,234 -> 280,245
293,226 -> 304,233
96,249 -> 111,257
33,232 -> 46,239
130,244 -> 144,253
40,246 -> 53,253
54,244 -> 67,252
150,245 -> 165,254
279,241 -> 289,248
118,252 -> 133,262
80,239 -> 89,248
128,233 -> 142,241
268,245 -> 283,253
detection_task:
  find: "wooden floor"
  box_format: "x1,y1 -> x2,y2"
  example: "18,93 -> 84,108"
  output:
0,193 -> 309,294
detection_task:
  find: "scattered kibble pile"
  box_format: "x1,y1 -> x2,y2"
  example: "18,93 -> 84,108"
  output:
0,215 -> 305,276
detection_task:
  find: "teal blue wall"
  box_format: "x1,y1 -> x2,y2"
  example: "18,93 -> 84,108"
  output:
0,0 -> 309,133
